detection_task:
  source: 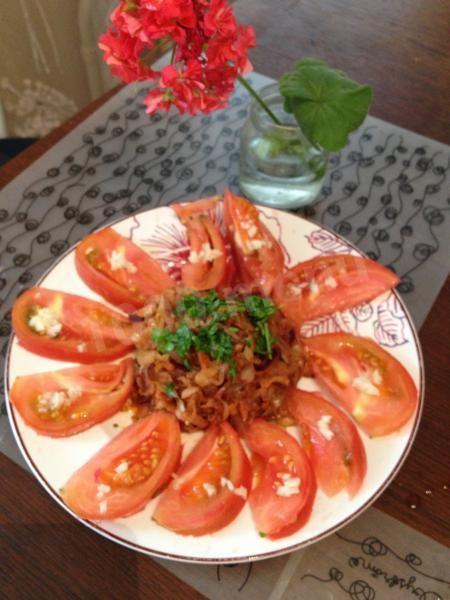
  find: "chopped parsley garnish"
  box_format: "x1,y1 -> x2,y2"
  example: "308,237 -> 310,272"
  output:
152,324 -> 194,367
243,295 -> 277,321
228,361 -> 237,379
173,323 -> 194,359
174,291 -> 224,320
174,291 -> 244,322
243,296 -> 277,358
164,383 -> 178,398
254,322 -> 277,359
152,293 -> 278,373
151,328 -> 176,353
226,326 -> 239,335
194,324 -> 234,364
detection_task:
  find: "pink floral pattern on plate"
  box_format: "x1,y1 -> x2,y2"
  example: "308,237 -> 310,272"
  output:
305,229 -> 354,255
135,202 -> 225,282
373,293 -> 408,347
139,222 -> 189,281
300,304 -> 374,338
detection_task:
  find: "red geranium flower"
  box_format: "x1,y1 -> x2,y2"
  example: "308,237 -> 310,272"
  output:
99,0 -> 255,114
202,0 -> 237,37
99,28 -> 156,83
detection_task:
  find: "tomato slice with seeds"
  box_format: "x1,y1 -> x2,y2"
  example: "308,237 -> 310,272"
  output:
172,196 -> 221,223
154,422 -> 251,536
305,333 -> 418,436
12,287 -> 133,363
223,189 -> 285,295
181,215 -> 228,291
76,227 -> 174,312
63,412 -> 181,520
273,254 -> 399,325
10,359 -> 134,437
244,419 -> 316,539
287,388 -> 367,497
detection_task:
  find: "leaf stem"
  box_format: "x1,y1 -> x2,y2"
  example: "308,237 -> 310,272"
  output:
170,43 -> 177,65
237,75 -> 282,125
140,37 -> 173,67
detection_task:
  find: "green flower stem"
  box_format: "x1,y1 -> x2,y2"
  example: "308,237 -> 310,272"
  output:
170,43 -> 177,64
140,37 -> 173,67
237,75 -> 282,126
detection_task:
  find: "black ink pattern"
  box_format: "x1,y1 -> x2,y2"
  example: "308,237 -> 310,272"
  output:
301,567 -> 376,600
216,563 -> 253,592
301,564 -> 444,600
336,533 -> 450,586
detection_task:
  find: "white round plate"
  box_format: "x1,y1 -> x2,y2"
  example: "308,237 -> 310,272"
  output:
5,205 -> 423,564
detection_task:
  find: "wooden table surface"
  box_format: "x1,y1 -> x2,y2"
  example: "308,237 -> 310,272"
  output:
1,0 -> 449,597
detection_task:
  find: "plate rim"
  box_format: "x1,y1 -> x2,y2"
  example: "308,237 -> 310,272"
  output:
4,204 -> 425,564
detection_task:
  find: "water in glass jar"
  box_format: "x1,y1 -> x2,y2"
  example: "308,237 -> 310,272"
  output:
239,135 -> 326,210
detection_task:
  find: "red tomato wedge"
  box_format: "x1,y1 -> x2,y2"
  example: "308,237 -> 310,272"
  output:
172,196 -> 221,223
245,419 -> 316,539
63,412 -> 181,520
305,333 -> 418,437
223,189 -> 285,296
9,359 -> 134,437
273,254 -> 399,325
12,287 -> 133,363
154,422 -> 251,536
75,227 -> 174,311
287,388 -> 367,497
181,215 -> 227,291
248,451 -> 315,540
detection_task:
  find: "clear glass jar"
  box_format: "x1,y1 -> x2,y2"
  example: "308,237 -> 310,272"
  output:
239,83 -> 328,209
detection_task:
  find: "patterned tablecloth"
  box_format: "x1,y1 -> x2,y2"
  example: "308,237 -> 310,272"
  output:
0,72 -> 449,599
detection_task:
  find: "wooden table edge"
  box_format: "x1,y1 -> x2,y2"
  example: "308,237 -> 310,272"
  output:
0,451 -> 205,599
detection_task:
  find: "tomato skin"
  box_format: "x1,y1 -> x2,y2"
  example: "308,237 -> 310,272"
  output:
63,412 -> 181,520
268,478 -> 316,540
273,255 -> 400,325
10,359 -> 134,437
181,215 -> 228,291
244,419 -> 316,539
223,189 -> 285,296
216,248 -> 237,295
305,333 -> 418,437
76,227 -> 174,312
154,422 -> 251,536
172,196 -> 221,223
248,449 -> 316,540
287,388 -> 367,497
12,287 -> 133,363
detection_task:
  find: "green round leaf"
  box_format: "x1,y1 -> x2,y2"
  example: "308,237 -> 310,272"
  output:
279,62 -> 373,152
